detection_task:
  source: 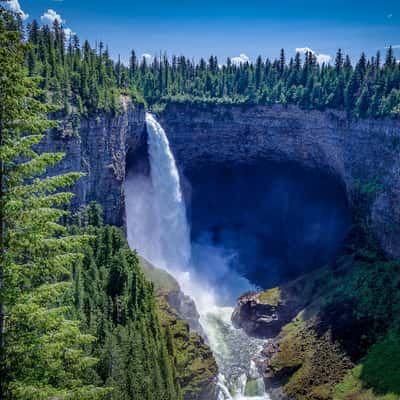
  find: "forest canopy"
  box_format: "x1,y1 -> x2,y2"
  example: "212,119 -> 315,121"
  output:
20,17 -> 400,118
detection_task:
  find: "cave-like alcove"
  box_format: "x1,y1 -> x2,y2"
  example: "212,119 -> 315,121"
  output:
184,161 -> 351,288
126,140 -> 150,178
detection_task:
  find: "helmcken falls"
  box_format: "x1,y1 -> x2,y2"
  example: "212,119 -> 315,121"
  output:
125,113 -> 270,399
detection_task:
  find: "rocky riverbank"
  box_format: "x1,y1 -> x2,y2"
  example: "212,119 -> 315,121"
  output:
232,248 -> 400,400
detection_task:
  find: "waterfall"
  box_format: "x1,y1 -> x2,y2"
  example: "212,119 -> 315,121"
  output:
125,113 -> 270,400
144,113 -> 191,270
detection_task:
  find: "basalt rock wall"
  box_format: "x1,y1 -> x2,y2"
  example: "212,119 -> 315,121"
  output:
41,102 -> 400,260
158,102 -> 400,259
38,104 -> 146,226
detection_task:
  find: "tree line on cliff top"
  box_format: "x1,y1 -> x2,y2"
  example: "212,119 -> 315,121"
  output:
20,16 -> 400,117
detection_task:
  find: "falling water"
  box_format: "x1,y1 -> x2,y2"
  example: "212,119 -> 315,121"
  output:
125,113 -> 270,399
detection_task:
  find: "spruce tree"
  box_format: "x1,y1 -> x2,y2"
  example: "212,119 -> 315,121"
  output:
0,8 -> 108,399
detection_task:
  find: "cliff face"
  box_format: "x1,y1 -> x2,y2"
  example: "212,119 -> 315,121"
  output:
158,103 -> 400,259
38,104 -> 146,227
41,102 -> 400,262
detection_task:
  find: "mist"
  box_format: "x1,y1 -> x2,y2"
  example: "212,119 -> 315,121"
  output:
186,161 -> 350,287
125,114 -> 256,314
125,170 -> 256,312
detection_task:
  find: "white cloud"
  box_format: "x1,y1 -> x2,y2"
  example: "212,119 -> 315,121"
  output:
231,53 -> 250,66
1,0 -> 29,20
295,47 -> 332,64
386,44 -> 400,49
40,9 -> 75,39
41,8 -> 63,24
63,27 -> 75,40
296,47 -> 314,55
316,53 -> 332,64
141,53 -> 153,63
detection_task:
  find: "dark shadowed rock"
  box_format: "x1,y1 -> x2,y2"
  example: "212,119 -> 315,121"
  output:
231,290 -> 304,339
158,103 -> 400,260
40,102 -> 400,263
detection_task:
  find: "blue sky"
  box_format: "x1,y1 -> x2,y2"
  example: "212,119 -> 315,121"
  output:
3,0 -> 400,64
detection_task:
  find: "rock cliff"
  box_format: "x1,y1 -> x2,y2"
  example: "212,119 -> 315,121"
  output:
38,103 -> 146,227
41,102 -> 400,262
158,102 -> 400,259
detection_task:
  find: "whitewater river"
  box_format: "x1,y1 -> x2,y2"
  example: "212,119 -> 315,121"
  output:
126,113 -> 270,399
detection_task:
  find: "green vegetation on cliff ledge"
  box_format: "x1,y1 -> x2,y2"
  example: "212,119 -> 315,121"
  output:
257,287 -> 281,305
334,334 -> 400,400
265,255 -> 400,400
139,256 -> 218,400
260,193 -> 400,400
156,298 -> 218,400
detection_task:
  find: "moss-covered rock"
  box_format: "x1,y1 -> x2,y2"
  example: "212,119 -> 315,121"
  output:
237,250 -> 400,400
156,298 -> 219,400
138,256 -> 219,400
257,287 -> 282,306
268,311 -> 354,400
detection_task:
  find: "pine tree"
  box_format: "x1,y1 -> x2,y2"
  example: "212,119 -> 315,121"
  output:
385,45 -> 395,67
355,85 -> 370,117
335,48 -> 343,73
0,8 -> 108,399
279,48 -> 285,75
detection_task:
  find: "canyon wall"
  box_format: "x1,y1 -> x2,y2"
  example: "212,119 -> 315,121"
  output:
158,103 -> 400,259
38,104 -> 146,226
41,102 -> 400,259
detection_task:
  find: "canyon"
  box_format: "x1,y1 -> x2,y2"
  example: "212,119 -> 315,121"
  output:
39,101 -> 400,399
41,101 -> 400,271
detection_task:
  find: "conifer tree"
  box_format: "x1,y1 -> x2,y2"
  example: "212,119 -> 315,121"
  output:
0,8 -> 108,399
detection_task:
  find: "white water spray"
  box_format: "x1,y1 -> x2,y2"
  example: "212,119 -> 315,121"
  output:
126,113 -> 270,399
144,113 -> 191,270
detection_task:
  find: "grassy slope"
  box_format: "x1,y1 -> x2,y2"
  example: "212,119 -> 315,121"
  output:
139,255 -> 180,294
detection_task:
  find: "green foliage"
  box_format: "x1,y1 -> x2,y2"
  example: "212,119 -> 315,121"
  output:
156,298 -> 218,400
139,256 -> 218,399
270,313 -> 353,400
333,259 -> 400,341
334,333 -> 400,400
0,8 -> 107,399
361,333 -> 400,395
257,287 -> 281,305
329,190 -> 400,346
23,18 -> 126,115
21,18 -> 400,118
74,222 -> 183,400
